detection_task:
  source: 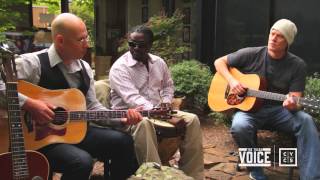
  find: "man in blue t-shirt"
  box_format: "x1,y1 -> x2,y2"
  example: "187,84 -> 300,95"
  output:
214,19 -> 320,180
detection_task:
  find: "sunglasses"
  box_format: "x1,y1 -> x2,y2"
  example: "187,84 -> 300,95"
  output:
128,41 -> 146,48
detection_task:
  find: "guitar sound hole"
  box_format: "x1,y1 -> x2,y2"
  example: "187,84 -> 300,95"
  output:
52,107 -> 68,125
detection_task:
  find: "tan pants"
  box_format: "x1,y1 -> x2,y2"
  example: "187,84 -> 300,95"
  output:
124,110 -> 204,180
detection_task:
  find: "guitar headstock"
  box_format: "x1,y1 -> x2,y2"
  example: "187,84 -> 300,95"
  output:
300,96 -> 320,114
0,43 -> 17,83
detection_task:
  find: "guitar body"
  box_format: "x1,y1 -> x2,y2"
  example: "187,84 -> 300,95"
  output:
0,80 -> 87,153
0,150 -> 49,180
208,68 -> 264,112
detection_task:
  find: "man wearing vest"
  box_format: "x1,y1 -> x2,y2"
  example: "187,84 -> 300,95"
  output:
0,13 -> 142,180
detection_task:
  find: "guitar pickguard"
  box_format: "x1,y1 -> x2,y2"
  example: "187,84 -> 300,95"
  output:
35,125 -> 66,141
24,111 -> 68,141
226,94 -> 245,105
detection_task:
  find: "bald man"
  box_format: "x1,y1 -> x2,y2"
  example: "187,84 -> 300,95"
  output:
0,13 -> 142,180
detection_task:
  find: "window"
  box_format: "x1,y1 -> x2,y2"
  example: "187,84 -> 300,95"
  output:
141,0 -> 148,23
162,0 -> 175,17
182,7 -> 191,58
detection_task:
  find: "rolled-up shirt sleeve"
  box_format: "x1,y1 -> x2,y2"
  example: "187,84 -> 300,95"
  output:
0,77 -> 6,108
159,62 -> 174,104
82,62 -> 108,111
15,53 -> 42,107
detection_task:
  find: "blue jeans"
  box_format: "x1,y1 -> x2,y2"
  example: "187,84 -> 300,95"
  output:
38,126 -> 137,180
231,105 -> 320,180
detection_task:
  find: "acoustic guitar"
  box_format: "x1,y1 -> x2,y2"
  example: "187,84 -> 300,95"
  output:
0,80 -> 174,153
208,68 -> 319,112
0,48 -> 49,180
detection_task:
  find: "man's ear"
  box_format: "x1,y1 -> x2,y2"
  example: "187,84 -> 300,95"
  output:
55,34 -> 64,46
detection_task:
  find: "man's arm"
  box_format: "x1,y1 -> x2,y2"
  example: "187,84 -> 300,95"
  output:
283,59 -> 307,111
0,77 -> 7,108
16,53 -> 56,124
159,62 -> 174,104
214,55 -> 247,95
81,61 -> 109,111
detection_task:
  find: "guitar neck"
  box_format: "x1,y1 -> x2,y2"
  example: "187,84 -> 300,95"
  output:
247,89 -> 287,102
56,110 -> 167,121
6,82 -> 30,178
247,89 -> 313,106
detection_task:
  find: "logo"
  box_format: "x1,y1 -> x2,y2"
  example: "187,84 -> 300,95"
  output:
238,148 -> 271,167
279,148 -> 297,167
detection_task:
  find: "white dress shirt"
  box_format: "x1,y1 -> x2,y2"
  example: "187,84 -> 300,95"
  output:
109,51 -> 174,110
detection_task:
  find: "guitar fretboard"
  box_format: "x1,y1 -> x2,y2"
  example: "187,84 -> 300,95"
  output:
6,82 -> 29,178
247,89 -> 287,101
51,109 -> 169,127
246,89 -> 320,109
66,110 -> 158,120
68,111 -> 127,120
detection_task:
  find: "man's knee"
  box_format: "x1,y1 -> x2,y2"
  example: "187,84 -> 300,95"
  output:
178,111 -> 200,127
231,120 -> 254,135
73,152 -> 94,173
296,111 -> 316,131
132,119 -> 157,141
297,111 -> 313,123
136,118 -> 156,131
119,133 -> 135,149
189,113 -> 200,126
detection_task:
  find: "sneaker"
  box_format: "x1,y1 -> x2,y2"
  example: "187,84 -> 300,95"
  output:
249,168 -> 268,180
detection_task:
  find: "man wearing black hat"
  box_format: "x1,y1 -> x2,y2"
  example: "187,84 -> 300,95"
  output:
214,19 -> 320,180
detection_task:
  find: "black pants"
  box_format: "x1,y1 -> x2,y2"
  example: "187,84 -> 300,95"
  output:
39,126 -> 137,180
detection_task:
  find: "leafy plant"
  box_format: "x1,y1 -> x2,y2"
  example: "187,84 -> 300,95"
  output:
32,0 -> 95,47
305,73 -> 320,124
118,10 -> 190,65
305,73 -> 320,97
169,60 -> 213,111
33,0 -> 60,14
208,112 -> 232,126
0,0 -> 29,41
70,0 -> 94,47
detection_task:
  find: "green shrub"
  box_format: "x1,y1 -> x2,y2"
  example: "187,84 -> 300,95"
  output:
305,73 -> 320,124
305,73 -> 320,97
169,60 -> 213,110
